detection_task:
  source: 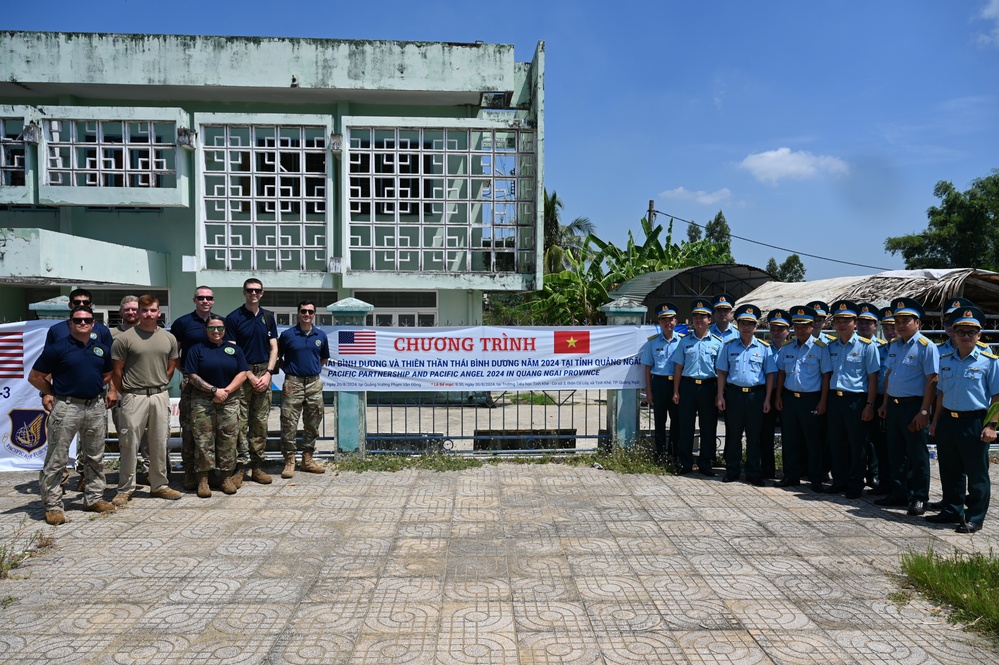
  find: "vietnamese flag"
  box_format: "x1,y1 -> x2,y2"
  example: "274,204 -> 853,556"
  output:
554,330 -> 590,354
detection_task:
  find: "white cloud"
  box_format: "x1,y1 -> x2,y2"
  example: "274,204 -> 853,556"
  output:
739,147 -> 850,185
659,186 -> 732,205
976,0 -> 999,47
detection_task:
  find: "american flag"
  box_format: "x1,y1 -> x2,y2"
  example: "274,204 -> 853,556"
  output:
338,330 -> 376,355
0,332 -> 24,379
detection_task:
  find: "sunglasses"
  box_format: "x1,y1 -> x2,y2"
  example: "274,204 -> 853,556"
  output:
244,288 -> 262,294
71,299 -> 91,306
72,317 -> 94,324
195,295 -> 214,301
299,309 -> 315,315
207,325 -> 225,332
954,329 -> 979,338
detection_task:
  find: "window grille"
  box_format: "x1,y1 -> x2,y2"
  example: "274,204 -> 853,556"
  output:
0,119 -> 26,187
45,120 -> 177,188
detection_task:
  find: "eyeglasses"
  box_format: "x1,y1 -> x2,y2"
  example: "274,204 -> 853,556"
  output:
195,295 -> 214,301
207,325 -> 225,332
299,309 -> 315,315
71,299 -> 91,306
72,317 -> 94,324
244,288 -> 262,294
954,329 -> 979,338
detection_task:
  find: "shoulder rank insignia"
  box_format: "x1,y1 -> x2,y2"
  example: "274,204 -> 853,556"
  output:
647,333 -> 658,341
977,340 -> 989,348
814,339 -> 827,348
710,334 -> 723,342
858,336 -> 871,344
983,351 -> 998,360
760,339 -> 770,347
917,336 -> 930,346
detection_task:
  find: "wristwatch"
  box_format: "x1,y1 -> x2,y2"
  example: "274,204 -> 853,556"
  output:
920,409 -> 929,416
211,386 -> 218,395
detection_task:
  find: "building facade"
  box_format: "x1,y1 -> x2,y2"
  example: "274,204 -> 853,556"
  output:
0,32 -> 545,325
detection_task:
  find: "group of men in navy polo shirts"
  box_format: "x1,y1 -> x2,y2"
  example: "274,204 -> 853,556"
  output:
28,280 -> 331,525
642,294 -> 998,534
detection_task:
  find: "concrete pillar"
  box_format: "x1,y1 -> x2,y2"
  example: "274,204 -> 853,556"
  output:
326,297 -> 375,455
599,298 -> 648,448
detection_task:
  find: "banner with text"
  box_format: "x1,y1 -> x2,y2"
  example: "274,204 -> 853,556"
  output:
0,320 -> 60,472
313,326 -> 648,392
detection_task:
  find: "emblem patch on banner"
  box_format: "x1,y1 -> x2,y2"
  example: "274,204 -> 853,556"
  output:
4,409 -> 48,458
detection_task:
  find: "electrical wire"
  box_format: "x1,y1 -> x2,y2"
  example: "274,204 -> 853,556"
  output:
653,209 -> 891,272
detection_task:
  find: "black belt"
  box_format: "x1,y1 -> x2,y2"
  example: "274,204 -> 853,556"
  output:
651,374 -> 674,381
833,390 -> 865,397
285,374 -> 320,382
727,384 -> 765,393
122,386 -> 167,396
888,396 -> 922,404
682,377 -> 716,385
55,395 -> 102,407
784,390 -> 819,398
945,409 -> 987,419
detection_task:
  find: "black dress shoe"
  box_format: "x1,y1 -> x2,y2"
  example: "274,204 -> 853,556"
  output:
748,479 -> 767,488
699,468 -> 716,477
722,476 -> 738,483
925,512 -> 962,524
810,482 -> 825,493
927,500 -> 946,511
874,495 -> 908,507
777,478 -> 801,488
907,501 -> 926,516
823,484 -> 847,494
956,521 -> 983,534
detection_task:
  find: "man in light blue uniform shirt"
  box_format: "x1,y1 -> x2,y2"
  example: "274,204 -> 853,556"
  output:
821,300 -> 880,499
928,306 -> 999,533
671,298 -> 724,475
640,302 -> 683,466
775,305 -> 830,490
856,302 -> 891,493
715,304 -> 776,486
709,293 -> 738,345
876,297 -> 939,517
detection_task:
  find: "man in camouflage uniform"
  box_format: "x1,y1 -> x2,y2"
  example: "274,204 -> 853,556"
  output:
277,300 -> 330,478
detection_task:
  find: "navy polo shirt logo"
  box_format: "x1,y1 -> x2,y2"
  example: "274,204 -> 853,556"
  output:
93,347 -> 104,357
315,340 -> 322,347
224,347 -> 235,355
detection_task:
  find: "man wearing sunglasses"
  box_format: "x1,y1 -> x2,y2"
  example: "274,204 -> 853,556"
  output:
277,301 -> 330,478
170,286 -> 219,491
225,278 -> 279,485
29,305 -> 115,524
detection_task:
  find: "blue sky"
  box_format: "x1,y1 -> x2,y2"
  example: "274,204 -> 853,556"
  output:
8,1 -> 999,280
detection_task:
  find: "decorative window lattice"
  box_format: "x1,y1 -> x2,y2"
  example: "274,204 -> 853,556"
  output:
201,125 -> 328,272
45,120 -> 177,188
348,127 -> 537,274
0,119 -> 26,187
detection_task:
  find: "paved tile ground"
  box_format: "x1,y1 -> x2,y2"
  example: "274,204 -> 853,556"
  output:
1,461 -> 997,664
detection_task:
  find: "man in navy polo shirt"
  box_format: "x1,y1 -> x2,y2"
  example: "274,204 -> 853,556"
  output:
29,305 -> 115,525
277,300 -> 330,478
170,285 -> 218,490
225,278 -> 279,485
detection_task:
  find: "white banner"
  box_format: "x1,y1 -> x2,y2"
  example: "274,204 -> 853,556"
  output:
0,320 -> 61,472
274,326 -> 650,392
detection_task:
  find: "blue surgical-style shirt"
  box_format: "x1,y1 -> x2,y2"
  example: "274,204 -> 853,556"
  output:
885,332 -> 939,398
823,333 -> 880,393
937,347 -> 999,412
716,337 -> 776,387
278,325 -> 331,377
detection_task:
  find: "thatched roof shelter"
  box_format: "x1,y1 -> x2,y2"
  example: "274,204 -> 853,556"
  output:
738,268 -> 999,328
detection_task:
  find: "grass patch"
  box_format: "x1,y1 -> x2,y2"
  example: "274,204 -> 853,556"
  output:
900,548 -> 999,637
507,392 -> 558,406
0,595 -> 16,608
332,453 -> 484,473
0,516 -> 53,581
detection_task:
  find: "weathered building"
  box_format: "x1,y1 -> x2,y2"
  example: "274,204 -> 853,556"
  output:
0,31 -> 544,325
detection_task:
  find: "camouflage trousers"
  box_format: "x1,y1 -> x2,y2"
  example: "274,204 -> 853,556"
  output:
280,374 -> 324,454
236,362 -> 271,466
41,398 -> 107,511
177,377 -> 196,471
190,392 -> 239,473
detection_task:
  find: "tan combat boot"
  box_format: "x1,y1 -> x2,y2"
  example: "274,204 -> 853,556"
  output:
230,463 -> 244,490
220,472 -> 237,495
197,472 -> 212,498
250,465 -> 272,484
300,451 -> 326,474
281,453 -> 296,479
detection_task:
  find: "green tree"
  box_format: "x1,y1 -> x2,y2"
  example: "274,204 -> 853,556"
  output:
766,254 -> 806,282
686,221 -> 702,243
884,170 -> 999,270
704,210 -> 733,260
543,190 -> 596,274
